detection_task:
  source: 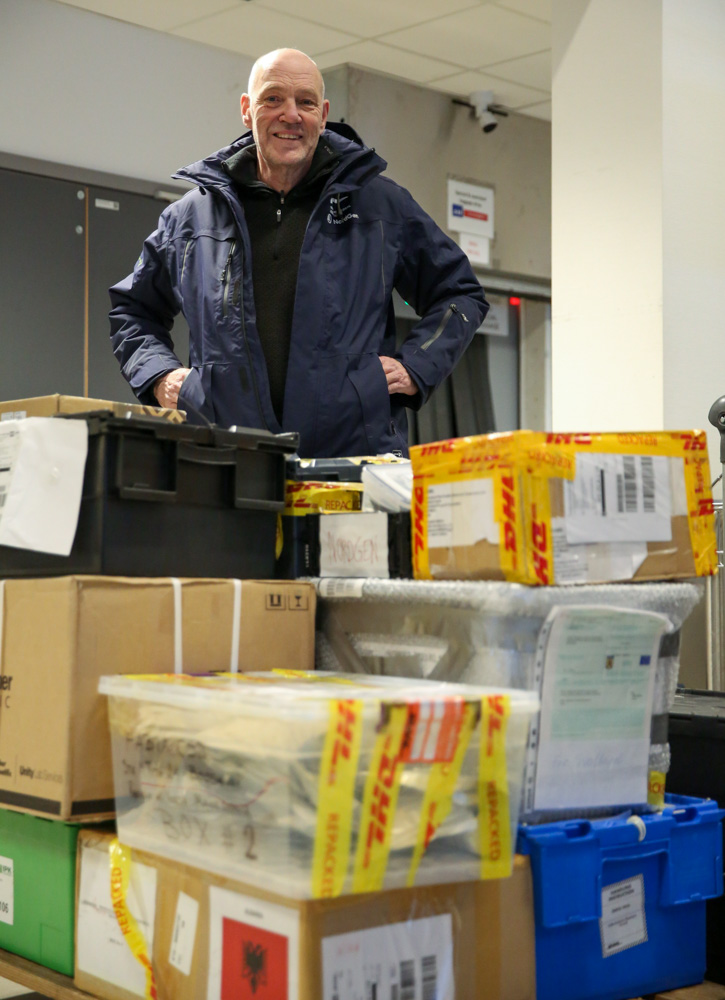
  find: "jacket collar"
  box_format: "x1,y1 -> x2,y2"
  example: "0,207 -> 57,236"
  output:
173,121 -> 386,194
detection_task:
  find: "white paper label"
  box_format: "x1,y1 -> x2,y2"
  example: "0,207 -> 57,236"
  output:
564,453 -> 672,544
319,512 -> 390,578
322,913 -> 454,1000
426,479 -> 498,548
0,417 -> 88,556
207,886 -> 300,1000
95,198 -> 120,211
600,875 -> 648,957
76,845 -> 157,995
0,411 -> 26,421
552,519 -> 648,585
317,578 -> 365,598
532,606 -> 668,810
169,891 -> 199,976
0,856 -> 13,925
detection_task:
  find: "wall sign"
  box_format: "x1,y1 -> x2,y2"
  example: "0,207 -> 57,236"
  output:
447,178 -> 494,238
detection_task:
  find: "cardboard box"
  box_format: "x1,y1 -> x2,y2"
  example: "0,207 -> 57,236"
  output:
0,393 -> 184,422
0,576 -> 315,821
411,430 -> 717,585
75,829 -> 536,1000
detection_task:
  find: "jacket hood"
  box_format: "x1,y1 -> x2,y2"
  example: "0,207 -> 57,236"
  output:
173,121 -> 387,194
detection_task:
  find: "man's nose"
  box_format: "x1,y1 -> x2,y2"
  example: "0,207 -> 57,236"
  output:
279,98 -> 302,121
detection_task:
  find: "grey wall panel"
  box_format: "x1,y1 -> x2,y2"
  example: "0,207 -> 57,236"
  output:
88,186 -> 190,404
0,168 -> 85,399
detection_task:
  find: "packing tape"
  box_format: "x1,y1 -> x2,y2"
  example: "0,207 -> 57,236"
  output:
312,698 -> 364,898
478,694 -> 513,879
230,579 -> 242,673
170,578 -> 182,674
109,838 -> 158,1000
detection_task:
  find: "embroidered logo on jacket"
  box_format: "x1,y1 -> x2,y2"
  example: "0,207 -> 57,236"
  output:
327,194 -> 359,225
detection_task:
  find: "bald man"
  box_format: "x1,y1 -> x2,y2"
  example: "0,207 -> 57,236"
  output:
110,48 -> 488,457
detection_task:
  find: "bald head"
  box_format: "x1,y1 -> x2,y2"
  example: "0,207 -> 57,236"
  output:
247,48 -> 325,100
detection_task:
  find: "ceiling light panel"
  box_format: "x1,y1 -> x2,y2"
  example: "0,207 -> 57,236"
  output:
381,4 -> 550,70
255,0 -> 480,39
172,3 -> 357,57
315,41 -> 461,84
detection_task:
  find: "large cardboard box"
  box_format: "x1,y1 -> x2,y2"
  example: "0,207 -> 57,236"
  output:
0,393 -> 184,422
75,829 -> 536,1000
411,430 -> 717,585
0,576 -> 315,821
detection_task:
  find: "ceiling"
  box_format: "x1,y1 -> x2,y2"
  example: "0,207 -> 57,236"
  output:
52,0 -> 552,120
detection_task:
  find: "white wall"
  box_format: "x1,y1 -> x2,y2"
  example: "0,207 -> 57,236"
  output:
662,0 -> 725,468
0,0 -> 254,185
551,0 -> 665,432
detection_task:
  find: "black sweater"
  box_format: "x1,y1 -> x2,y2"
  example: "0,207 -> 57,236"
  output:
223,140 -> 340,422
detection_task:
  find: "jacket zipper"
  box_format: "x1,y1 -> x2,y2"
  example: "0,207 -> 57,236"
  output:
235,241 -> 270,431
274,193 -> 285,260
221,240 -> 236,317
421,302 -> 468,350
180,240 -> 191,284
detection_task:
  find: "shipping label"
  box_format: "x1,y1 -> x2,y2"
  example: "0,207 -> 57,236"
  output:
322,913 -> 454,1000
319,512 -> 390,578
425,479 -> 499,549
169,891 -> 199,976
563,453 -> 672,544
600,875 -> 648,957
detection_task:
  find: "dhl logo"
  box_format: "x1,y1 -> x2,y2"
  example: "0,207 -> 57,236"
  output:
500,475 -> 517,557
417,440 -> 455,456
545,433 -> 593,446
484,695 -> 507,757
413,485 -> 426,561
679,432 -> 707,451
328,700 -> 358,785
359,739 -> 398,869
530,503 -> 550,585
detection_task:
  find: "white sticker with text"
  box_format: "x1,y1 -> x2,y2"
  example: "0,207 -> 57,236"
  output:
426,479 -> 498,548
600,874 -> 648,957
319,512 -> 390,578
0,856 -> 13,925
168,891 -> 199,976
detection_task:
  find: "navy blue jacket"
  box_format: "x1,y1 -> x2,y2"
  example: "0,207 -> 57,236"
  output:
109,123 -> 489,457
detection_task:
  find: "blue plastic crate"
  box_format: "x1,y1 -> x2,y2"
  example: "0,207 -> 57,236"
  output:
517,794 -> 724,1000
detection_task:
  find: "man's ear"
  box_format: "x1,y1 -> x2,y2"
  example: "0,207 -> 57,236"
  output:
240,93 -> 252,129
320,98 -> 330,132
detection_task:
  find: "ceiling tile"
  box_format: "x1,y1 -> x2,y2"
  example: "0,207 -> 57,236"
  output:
380,4 -> 550,70
480,49 -> 550,90
494,0 -> 551,23
172,4 -> 357,58
430,69 -> 547,108
316,41 -> 461,84
517,99 -> 551,121
51,0 -> 238,32
256,0 -> 480,39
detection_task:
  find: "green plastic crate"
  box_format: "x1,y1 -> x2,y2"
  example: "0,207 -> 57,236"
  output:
0,808 -> 89,975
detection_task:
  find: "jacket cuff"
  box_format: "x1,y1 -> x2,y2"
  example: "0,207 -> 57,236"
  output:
127,359 -> 182,405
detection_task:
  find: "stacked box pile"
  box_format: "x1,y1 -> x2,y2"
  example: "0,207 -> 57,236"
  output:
0,396 -> 315,983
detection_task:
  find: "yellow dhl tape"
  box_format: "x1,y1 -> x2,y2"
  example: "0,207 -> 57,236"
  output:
478,695 -> 513,879
109,838 -> 157,1000
284,480 -> 364,515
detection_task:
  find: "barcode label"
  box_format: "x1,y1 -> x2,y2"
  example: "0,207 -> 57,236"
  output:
641,455 -> 655,512
619,455 -> 638,513
323,914 -> 453,1000
422,954 -> 438,1000
400,959 -> 415,1000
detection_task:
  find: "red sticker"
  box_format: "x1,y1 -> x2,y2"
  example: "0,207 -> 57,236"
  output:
221,918 -> 288,1000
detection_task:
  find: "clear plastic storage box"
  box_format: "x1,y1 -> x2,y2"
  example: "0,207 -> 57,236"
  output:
99,671 -> 539,899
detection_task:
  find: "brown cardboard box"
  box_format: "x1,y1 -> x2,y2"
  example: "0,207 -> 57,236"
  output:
0,576 -> 315,821
0,393 -> 184,422
411,430 -> 717,585
75,829 -> 536,1000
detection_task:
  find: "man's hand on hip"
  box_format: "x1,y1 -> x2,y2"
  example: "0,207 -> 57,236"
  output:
154,368 -> 191,408
379,356 -> 418,396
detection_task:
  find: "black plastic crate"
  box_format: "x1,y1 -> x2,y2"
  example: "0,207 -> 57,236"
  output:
0,413 -> 298,579
668,688 -> 725,984
278,512 -> 412,579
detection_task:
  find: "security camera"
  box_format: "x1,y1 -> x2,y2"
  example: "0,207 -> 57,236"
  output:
469,90 -> 499,132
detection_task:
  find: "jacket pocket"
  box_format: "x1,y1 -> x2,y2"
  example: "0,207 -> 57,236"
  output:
177,367 -> 214,425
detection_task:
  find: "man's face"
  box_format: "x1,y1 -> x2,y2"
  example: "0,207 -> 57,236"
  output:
241,52 -> 329,180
